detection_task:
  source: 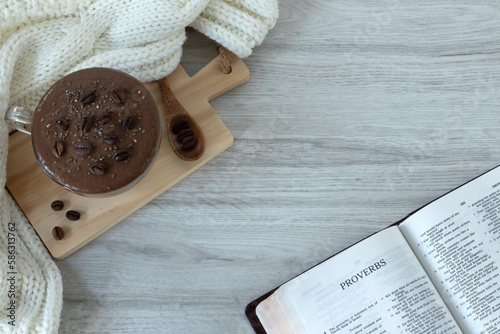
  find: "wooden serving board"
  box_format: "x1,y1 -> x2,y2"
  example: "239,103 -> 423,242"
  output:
6,52 -> 249,259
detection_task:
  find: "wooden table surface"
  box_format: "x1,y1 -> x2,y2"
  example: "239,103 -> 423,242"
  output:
57,1 -> 500,333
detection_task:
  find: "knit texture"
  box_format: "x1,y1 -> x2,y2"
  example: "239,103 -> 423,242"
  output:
0,1 -> 278,333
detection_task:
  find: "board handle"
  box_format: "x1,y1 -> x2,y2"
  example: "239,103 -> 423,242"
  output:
169,49 -> 250,102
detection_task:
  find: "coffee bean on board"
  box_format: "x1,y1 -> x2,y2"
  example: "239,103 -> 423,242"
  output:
66,210 -> 81,221
51,200 -> 64,211
52,226 -> 65,240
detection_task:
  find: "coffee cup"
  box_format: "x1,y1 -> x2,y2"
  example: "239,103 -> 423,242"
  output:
5,67 -> 162,195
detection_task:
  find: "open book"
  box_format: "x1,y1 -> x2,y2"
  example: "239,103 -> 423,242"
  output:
246,166 -> 500,334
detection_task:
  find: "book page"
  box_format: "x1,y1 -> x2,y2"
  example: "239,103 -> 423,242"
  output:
268,226 -> 461,334
400,166 -> 500,333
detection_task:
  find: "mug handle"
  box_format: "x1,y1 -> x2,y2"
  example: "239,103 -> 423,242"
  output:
5,106 -> 32,135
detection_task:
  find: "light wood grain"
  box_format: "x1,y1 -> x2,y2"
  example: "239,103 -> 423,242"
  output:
48,1 -> 500,333
6,52 -> 249,259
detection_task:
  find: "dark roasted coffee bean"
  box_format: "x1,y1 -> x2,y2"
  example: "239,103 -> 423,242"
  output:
182,136 -> 197,149
97,111 -> 112,124
51,200 -> 64,211
56,119 -> 69,131
103,131 -> 118,144
66,210 -> 81,221
80,117 -> 93,132
122,116 -> 135,130
52,226 -> 65,240
172,119 -> 188,134
80,90 -> 97,104
111,89 -> 124,104
75,140 -> 93,156
90,163 -> 107,175
181,135 -> 195,144
177,128 -> 192,136
177,128 -> 194,141
113,150 -> 129,161
52,141 -> 64,157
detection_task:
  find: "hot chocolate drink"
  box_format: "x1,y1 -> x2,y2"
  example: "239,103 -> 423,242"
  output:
31,68 -> 161,194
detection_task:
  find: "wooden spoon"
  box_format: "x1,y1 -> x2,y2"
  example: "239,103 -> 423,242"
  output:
157,77 -> 205,161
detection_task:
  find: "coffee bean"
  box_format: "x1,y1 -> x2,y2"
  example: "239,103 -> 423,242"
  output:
80,117 -> 93,132
56,119 -> 69,131
90,163 -> 107,175
52,226 -> 65,240
51,200 -> 64,211
177,128 -> 192,136
97,111 -> 112,124
75,141 -> 93,156
182,136 -> 197,149
172,119 -> 188,134
175,125 -> 197,149
66,210 -> 81,221
122,116 -> 135,130
103,131 -> 118,145
181,135 -> 195,145
111,89 -> 124,104
177,129 -> 194,141
52,141 -> 64,157
80,90 -> 97,104
113,150 -> 129,161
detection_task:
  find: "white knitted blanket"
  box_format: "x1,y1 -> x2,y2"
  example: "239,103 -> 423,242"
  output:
0,1 -> 278,333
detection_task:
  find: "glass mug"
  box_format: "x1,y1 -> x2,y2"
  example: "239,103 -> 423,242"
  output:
5,67 -> 162,196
